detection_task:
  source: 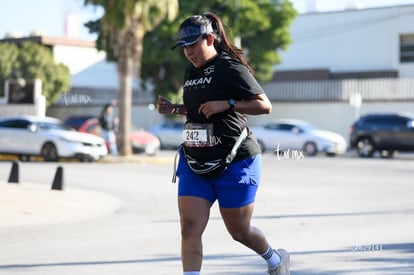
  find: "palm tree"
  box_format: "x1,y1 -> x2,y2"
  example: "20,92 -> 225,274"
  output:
85,0 -> 179,156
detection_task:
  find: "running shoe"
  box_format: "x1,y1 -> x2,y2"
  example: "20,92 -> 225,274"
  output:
268,249 -> 290,275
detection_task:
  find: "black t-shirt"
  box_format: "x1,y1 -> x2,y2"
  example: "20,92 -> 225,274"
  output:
183,52 -> 263,162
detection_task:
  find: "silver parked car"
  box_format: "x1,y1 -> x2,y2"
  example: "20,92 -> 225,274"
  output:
0,115 -> 108,161
250,119 -> 347,156
148,120 -> 185,149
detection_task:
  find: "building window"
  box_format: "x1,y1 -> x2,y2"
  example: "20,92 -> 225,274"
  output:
400,34 -> 414,63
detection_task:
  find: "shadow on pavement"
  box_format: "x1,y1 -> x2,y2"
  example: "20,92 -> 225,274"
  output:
0,243 -> 412,274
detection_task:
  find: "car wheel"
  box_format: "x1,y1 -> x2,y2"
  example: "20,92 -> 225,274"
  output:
41,142 -> 59,162
18,155 -> 32,162
380,150 -> 395,158
303,142 -> 317,156
155,137 -> 165,150
80,156 -> 93,162
356,137 -> 375,158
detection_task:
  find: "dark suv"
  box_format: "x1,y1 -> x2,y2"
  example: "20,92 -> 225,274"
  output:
350,113 -> 414,158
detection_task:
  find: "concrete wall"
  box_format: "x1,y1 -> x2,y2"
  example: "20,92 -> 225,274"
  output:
0,101 -> 46,117
277,5 -> 414,77
0,79 -> 46,118
53,44 -> 106,75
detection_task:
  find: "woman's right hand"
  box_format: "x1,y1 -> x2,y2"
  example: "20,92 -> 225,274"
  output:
157,95 -> 175,114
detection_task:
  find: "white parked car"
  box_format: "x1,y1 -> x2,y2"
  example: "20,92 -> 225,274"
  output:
0,115 -> 108,162
250,119 -> 347,156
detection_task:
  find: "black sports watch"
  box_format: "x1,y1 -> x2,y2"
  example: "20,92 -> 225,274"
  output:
228,98 -> 236,111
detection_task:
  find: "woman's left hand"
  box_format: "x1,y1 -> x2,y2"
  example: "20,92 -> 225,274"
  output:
157,95 -> 175,114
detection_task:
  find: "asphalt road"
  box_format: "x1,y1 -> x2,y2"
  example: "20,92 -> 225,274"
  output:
0,152 -> 413,275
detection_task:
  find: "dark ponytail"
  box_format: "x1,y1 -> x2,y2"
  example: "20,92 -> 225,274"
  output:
202,12 -> 254,73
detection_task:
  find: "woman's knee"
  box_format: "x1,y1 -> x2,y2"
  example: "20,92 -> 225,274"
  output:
180,216 -> 206,240
179,197 -> 211,239
227,226 -> 250,243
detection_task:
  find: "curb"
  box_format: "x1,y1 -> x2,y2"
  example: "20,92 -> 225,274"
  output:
0,153 -> 176,164
99,155 -> 175,164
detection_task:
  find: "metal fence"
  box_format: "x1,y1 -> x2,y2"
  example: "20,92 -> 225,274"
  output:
262,78 -> 414,102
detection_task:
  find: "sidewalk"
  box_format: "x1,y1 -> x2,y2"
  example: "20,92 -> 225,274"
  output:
0,153 -> 175,229
0,181 -> 122,228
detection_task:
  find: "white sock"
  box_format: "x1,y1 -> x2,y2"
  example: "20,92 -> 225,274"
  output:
260,245 -> 281,270
183,272 -> 200,275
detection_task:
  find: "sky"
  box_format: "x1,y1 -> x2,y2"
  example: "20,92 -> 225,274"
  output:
0,0 -> 414,41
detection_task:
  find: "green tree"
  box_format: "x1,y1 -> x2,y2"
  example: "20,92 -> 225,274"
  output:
142,0 -> 297,100
84,0 -> 179,156
0,42 -> 70,107
0,43 -> 19,98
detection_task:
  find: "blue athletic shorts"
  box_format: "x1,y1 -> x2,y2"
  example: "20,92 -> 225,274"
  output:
176,151 -> 262,208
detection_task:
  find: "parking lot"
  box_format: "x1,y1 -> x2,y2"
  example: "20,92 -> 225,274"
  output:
0,151 -> 413,274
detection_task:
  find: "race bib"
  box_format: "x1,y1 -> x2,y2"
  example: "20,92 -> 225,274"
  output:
183,123 -> 215,147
